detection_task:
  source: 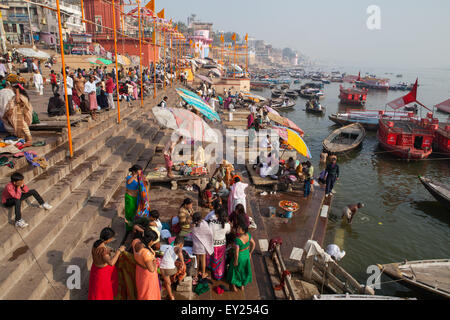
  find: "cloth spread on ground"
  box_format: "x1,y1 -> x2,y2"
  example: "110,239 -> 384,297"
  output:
304,240 -> 332,263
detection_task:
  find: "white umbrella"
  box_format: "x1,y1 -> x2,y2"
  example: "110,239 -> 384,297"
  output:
17,48 -> 50,60
152,107 -> 218,143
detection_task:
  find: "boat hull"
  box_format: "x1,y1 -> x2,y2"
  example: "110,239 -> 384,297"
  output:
419,177 -> 450,209
377,132 -> 433,160
328,115 -> 379,131
323,123 -> 366,154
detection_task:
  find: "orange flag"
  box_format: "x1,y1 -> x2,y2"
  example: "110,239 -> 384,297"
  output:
174,25 -> 178,32
245,33 -> 248,42
145,0 -> 155,11
231,33 -> 236,42
220,34 -> 224,43
157,9 -> 165,19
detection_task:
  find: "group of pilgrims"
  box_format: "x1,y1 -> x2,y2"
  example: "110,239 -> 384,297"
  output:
88,160 -> 255,300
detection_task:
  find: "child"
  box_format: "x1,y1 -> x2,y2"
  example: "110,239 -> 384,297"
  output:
159,235 -> 185,300
2,172 -> 52,228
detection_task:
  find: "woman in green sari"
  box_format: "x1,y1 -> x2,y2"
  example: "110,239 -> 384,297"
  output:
125,165 -> 142,233
226,214 -> 255,292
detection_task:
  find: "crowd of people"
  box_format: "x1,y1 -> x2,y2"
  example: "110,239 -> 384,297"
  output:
88,159 -> 255,300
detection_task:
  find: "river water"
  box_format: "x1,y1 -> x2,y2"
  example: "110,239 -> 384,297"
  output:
254,66 -> 450,298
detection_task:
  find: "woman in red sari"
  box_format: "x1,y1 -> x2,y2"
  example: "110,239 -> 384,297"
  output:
88,227 -> 126,300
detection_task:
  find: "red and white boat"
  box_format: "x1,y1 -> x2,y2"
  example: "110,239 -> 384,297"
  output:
339,85 -> 368,106
377,116 -> 435,159
377,78 -> 437,160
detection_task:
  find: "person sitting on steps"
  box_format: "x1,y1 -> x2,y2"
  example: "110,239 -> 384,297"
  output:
2,172 -> 52,228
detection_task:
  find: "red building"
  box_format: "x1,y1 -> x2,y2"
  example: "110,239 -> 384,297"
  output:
83,0 -> 160,65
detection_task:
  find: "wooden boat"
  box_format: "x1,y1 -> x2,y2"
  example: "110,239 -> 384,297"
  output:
377,117 -> 434,160
271,89 -> 283,98
379,259 -> 450,299
328,110 -> 417,131
301,82 -> 323,89
271,98 -> 295,110
339,85 -> 368,106
299,88 -> 324,100
355,77 -> 390,91
323,123 -> 366,154
285,90 -> 298,99
305,100 -> 325,115
419,176 -> 450,209
280,84 -> 290,90
313,294 -> 415,300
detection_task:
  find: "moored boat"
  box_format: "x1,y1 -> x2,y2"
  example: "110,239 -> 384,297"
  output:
328,110 -> 416,130
323,123 -> 366,154
355,76 -> 390,91
299,88 -> 324,100
301,82 -> 324,89
377,116 -> 434,160
271,89 -> 283,98
379,259 -> 450,299
418,176 -> 450,209
285,90 -> 299,99
338,85 -> 368,106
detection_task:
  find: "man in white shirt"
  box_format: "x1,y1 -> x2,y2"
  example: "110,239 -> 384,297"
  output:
64,71 -> 75,115
33,69 -> 44,95
249,104 -> 257,114
0,60 -> 7,77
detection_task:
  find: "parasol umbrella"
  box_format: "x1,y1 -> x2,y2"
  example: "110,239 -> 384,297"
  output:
195,74 -> 213,84
268,113 -> 304,136
176,89 -> 221,122
17,48 -> 50,60
274,126 -> 312,159
152,106 -> 218,143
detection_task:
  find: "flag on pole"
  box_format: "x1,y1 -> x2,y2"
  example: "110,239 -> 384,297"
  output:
157,9 -> 165,19
387,78 -> 418,110
145,0 -> 155,11
231,33 -> 236,42
174,25 -> 178,32
220,34 -> 224,43
357,71 -> 361,81
245,33 -> 248,42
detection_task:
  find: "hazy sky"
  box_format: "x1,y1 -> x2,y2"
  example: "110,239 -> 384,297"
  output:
140,0 -> 450,69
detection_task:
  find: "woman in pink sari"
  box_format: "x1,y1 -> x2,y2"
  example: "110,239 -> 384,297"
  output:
206,208 -> 230,280
131,81 -> 138,100
84,75 -> 99,120
227,176 -> 248,216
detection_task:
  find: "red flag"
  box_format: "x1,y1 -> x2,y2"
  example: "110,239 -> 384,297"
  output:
387,78 -> 418,110
357,71 -> 361,81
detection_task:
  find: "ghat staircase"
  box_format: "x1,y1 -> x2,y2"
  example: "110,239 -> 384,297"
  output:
0,89 -> 178,300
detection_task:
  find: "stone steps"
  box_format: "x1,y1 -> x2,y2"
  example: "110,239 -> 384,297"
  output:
0,107 -> 128,183
3,121 -> 159,300
0,115 -> 144,258
0,116 -> 159,299
0,113 -> 138,229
